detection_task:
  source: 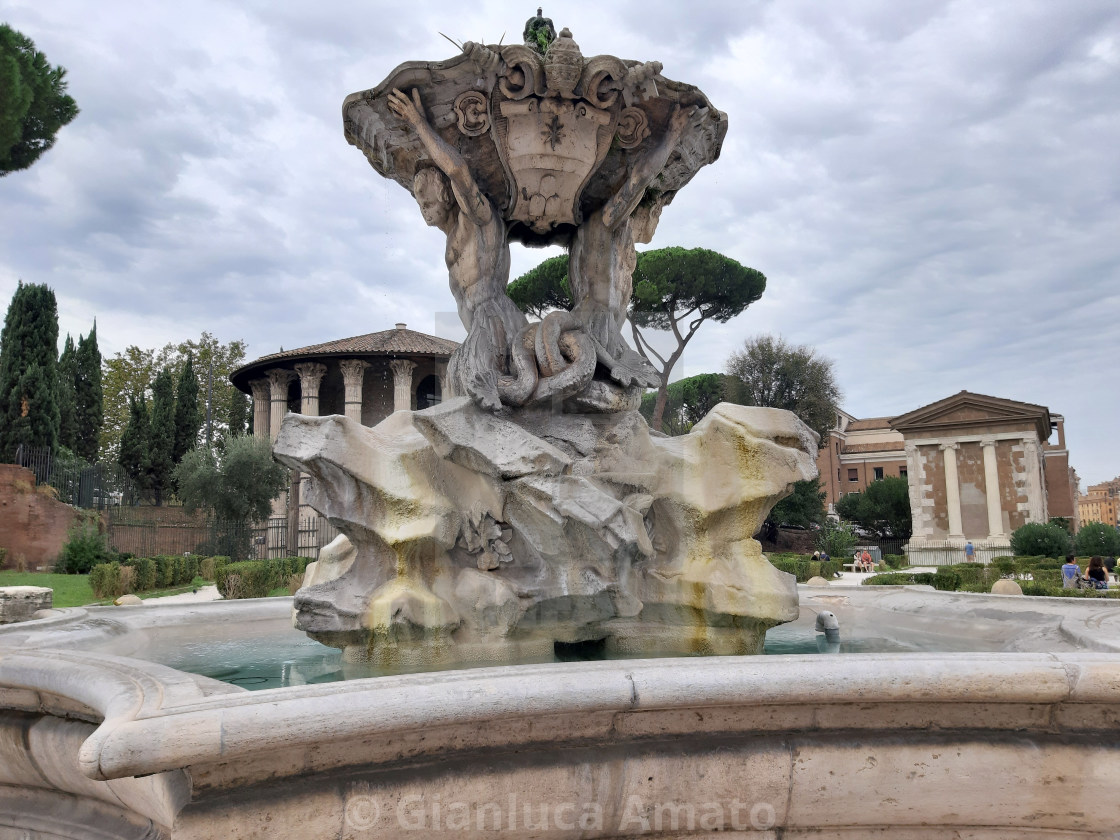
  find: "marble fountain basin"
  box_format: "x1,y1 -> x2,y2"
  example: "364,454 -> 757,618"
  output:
0,585 -> 1118,839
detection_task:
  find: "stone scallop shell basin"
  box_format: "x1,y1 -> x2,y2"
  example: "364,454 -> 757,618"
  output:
1,586 -> 1120,838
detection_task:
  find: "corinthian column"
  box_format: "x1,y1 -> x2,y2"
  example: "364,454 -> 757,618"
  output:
249,379 -> 271,440
266,369 -> 296,444
390,359 -> 417,412
940,442 -> 964,540
1022,436 -> 1047,522
980,437 -> 1004,538
294,362 -> 328,416
293,362 -> 328,525
339,360 -> 369,424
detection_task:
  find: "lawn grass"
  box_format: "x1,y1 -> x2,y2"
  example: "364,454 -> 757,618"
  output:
0,571 -> 95,607
0,572 -> 214,606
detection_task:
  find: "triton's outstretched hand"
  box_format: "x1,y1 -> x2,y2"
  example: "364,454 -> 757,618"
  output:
387,88 -> 427,128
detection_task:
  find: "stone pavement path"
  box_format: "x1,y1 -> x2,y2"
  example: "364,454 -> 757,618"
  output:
144,584 -> 222,604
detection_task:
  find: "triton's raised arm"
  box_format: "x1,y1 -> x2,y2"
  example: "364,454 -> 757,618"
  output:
387,88 -> 492,227
600,105 -> 696,230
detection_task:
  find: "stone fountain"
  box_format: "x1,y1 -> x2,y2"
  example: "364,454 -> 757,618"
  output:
1,15 -> 1118,839
273,14 -> 817,667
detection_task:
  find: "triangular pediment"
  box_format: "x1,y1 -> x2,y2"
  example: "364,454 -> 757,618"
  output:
890,391 -> 1051,439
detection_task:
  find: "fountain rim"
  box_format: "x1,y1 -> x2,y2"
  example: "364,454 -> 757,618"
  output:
1,635 -> 1118,782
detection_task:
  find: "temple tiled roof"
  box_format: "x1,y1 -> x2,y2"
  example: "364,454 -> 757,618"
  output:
251,327 -> 459,362
230,325 -> 460,390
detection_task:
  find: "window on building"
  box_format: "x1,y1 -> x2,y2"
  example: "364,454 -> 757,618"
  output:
899,467 -> 908,478
848,468 -> 858,482
873,467 -> 884,481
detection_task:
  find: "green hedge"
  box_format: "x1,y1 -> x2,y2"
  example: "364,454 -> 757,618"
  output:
215,556 -> 313,600
864,555 -> 1115,598
90,554 -> 210,599
769,555 -> 842,582
200,556 -> 229,581
1019,582 -> 1120,599
90,562 -> 124,599
882,554 -> 906,569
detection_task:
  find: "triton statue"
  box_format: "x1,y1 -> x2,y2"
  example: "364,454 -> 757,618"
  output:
274,13 -> 818,667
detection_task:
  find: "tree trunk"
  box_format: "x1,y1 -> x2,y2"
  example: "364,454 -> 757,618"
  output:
650,377 -> 671,432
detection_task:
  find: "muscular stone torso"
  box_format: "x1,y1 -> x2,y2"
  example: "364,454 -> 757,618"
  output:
444,205 -> 511,332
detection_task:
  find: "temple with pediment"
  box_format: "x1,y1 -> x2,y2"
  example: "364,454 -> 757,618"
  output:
817,391 -> 1080,563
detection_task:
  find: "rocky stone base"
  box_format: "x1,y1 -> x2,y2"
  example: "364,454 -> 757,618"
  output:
275,400 -> 818,666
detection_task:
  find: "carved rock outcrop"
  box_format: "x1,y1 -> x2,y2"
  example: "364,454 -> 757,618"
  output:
275,399 -> 817,666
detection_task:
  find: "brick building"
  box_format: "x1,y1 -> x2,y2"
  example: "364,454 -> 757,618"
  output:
816,391 -> 1080,563
816,412 -> 907,511
1079,477 -> 1120,527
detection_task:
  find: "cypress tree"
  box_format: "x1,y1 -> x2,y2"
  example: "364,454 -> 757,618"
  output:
173,354 -> 201,464
227,387 -> 248,438
0,281 -> 60,455
74,323 -> 103,462
57,333 -> 78,452
147,368 -> 175,505
118,393 -> 150,495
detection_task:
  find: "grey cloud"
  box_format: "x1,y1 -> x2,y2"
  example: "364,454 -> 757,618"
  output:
1,0 -> 1118,481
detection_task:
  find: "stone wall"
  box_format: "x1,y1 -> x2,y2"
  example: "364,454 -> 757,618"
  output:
0,465 -> 81,570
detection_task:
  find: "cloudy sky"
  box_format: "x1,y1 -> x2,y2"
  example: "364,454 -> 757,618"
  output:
2,1 -> 1118,484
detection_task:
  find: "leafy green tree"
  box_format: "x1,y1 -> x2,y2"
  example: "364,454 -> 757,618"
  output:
1048,516 -> 1072,534
508,247 -> 765,431
173,355 -> 201,463
227,387 -> 249,439
100,345 -> 158,463
507,254 -> 572,318
57,334 -> 78,452
100,332 -> 246,461
73,323 -> 103,462
631,248 -> 765,430
1074,522 -> 1120,557
725,334 -> 842,442
834,476 -> 912,540
638,372 -> 729,435
175,436 -> 288,558
0,24 -> 79,176
55,517 -> 114,574
118,393 -> 150,494
1010,521 -> 1072,559
766,478 -> 826,535
147,369 -> 176,505
0,281 -> 60,454
816,519 -> 858,559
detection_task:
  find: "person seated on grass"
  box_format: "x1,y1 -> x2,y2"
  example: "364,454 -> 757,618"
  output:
1083,556 -> 1109,590
1061,554 -> 1081,589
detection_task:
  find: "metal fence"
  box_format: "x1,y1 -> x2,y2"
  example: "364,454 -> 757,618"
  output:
106,512 -> 339,561
9,444 -> 146,510
6,444 -> 339,561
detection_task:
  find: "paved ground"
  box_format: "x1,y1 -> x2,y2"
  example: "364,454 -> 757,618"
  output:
146,584 -> 222,604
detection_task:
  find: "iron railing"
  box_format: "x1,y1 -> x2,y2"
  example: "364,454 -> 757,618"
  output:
105,511 -> 339,561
